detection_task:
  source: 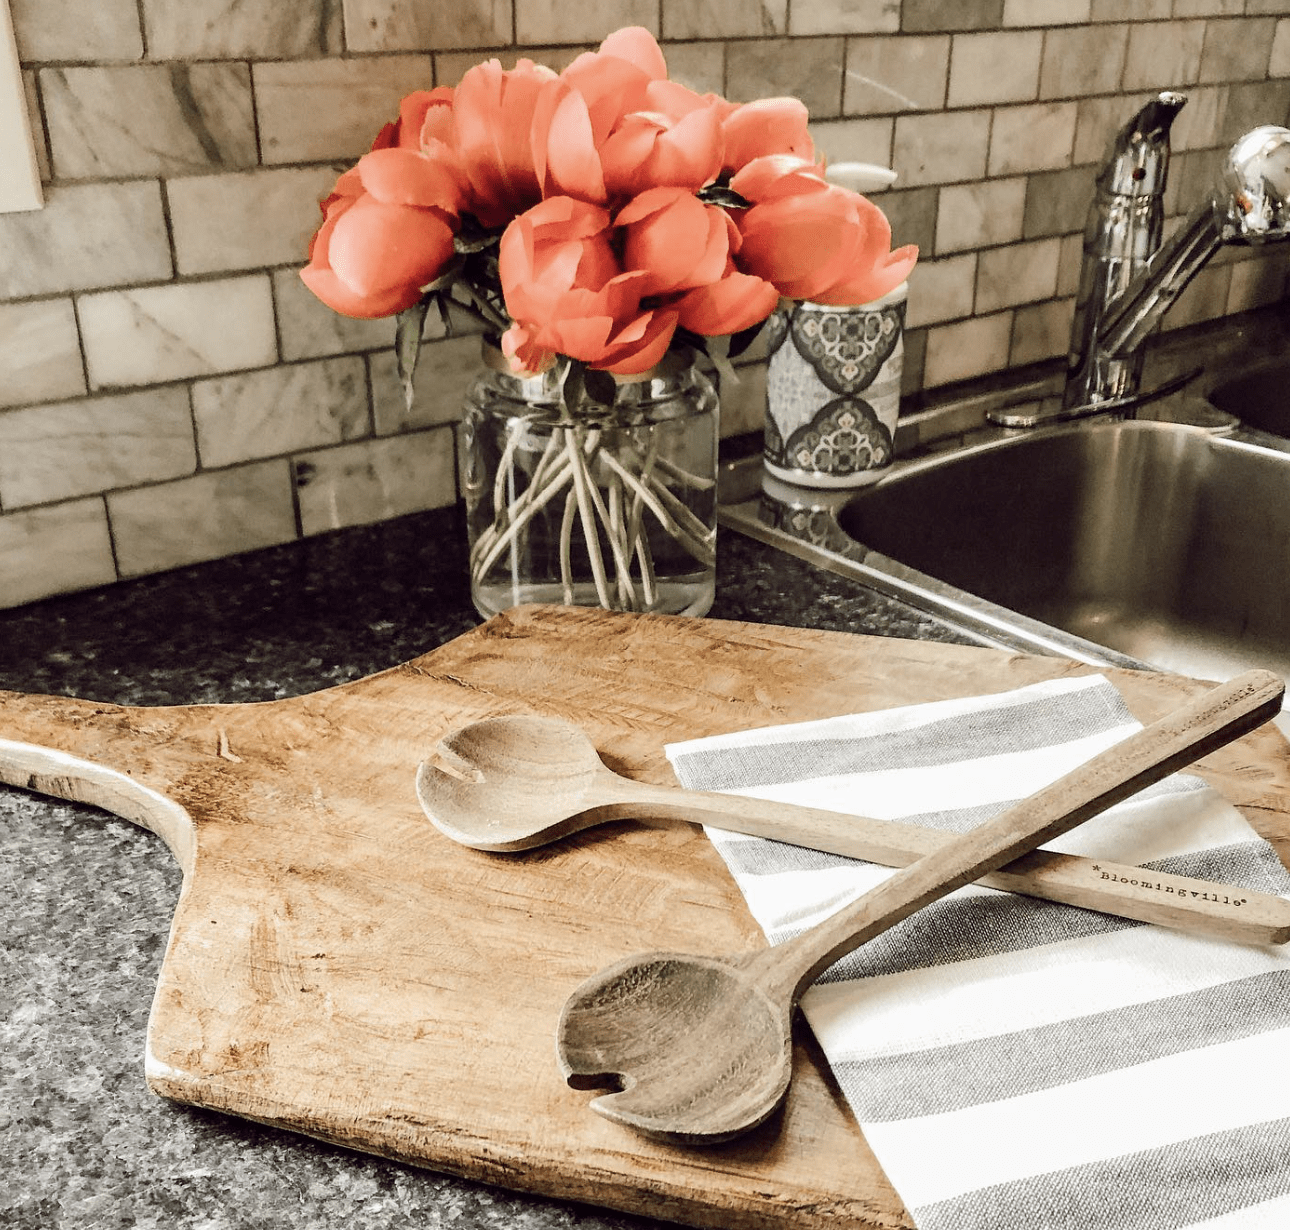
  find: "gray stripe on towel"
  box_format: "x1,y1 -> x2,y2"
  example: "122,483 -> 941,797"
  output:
763,842 -> 1289,979
670,681 -> 1134,792
912,1117 -> 1290,1230
832,971 -> 1290,1122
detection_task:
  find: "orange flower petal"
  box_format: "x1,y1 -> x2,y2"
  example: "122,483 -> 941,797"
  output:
300,265 -> 420,319
614,183 -> 683,226
598,26 -> 668,80
550,315 -> 617,360
811,244 -> 919,306
649,105 -> 724,190
596,308 -> 679,375
738,190 -> 865,300
453,59 -> 547,223
524,194 -> 611,239
676,270 -> 780,335
561,52 -> 652,143
317,167 -> 364,223
542,83 -> 608,203
722,97 -> 814,171
327,195 -> 455,298
620,190 -> 729,295
357,148 -> 464,213
499,200 -> 619,321
729,153 -> 829,203
307,195 -> 339,261
419,91 -> 456,149
501,323 -> 557,374
599,116 -> 666,198
644,79 -> 712,120
393,89 -> 446,150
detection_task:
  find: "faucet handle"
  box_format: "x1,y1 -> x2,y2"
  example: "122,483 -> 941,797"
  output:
1099,91 -> 1187,197
1221,125 -> 1290,241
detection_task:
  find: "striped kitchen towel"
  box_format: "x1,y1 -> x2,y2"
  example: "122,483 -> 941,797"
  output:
666,674 -> 1290,1230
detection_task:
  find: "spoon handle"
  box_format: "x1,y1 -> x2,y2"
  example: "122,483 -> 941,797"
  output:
608,775 -> 1290,946
744,669 -> 1284,1005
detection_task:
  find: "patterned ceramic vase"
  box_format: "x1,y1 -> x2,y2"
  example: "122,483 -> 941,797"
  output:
763,282 -> 907,488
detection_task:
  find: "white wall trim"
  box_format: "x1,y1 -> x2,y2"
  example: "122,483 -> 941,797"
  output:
0,0 -> 42,213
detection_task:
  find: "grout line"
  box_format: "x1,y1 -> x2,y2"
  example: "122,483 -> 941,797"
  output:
247,57 -> 265,167
99,492 -> 125,581
155,176 -> 180,280
68,291 -> 94,395
132,0 -> 148,59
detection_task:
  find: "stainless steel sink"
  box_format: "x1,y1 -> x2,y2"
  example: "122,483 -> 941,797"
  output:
719,411 -> 1290,693
839,419 -> 1290,681
1207,362 -> 1290,438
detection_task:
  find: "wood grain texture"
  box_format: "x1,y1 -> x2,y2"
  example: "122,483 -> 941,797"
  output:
3,605 -> 1290,1229
417,711 -> 1290,944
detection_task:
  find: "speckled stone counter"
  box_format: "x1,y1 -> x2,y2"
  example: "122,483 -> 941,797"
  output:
0,500 -> 965,1230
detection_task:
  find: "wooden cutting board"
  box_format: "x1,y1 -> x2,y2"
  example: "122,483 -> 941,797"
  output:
4,605 -> 1290,1230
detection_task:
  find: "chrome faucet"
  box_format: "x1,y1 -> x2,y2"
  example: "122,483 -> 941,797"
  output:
1063,91 -> 1186,411
994,94 -> 1290,427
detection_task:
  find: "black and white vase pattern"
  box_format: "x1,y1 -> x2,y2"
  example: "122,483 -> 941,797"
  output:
764,283 -> 906,488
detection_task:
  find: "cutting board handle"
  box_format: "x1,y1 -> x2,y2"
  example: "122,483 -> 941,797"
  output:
0,738 -> 195,874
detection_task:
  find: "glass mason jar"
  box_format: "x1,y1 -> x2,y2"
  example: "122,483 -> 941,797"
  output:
461,345 -> 719,620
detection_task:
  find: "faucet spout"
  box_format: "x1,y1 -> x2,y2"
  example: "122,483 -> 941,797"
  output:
1063,92 -> 1186,410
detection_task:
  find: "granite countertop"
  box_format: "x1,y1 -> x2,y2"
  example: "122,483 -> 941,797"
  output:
0,500 -> 962,1230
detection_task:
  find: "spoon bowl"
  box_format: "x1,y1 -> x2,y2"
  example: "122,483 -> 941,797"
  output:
417,715 -> 607,849
558,952 -> 792,1144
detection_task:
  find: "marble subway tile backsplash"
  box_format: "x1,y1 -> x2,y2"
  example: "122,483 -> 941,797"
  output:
168,166 -> 345,276
0,388 -> 197,508
9,0 -> 144,62
0,500 -> 117,608
0,298 -> 85,409
344,0 -> 513,52
40,64 -> 258,180
78,277 -> 278,388
294,428 -> 457,535
192,357 -> 369,468
0,182 -> 171,297
140,0 -> 344,60
514,0 -> 659,45
726,37 -> 846,112
253,55 -> 434,164
2,0 -> 1289,607
843,36 -> 950,113
108,461 -> 298,577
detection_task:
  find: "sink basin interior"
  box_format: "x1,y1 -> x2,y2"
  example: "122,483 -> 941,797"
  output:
836,421 -> 1290,683
1207,363 -> 1290,438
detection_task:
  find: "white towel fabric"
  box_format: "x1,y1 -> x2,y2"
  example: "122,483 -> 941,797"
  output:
665,675 -> 1290,1230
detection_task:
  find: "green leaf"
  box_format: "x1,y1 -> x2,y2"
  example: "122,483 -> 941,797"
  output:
697,184 -> 752,211
559,358 -> 586,420
433,291 -> 455,336
454,213 -> 504,254
454,229 -> 502,255
726,316 -> 769,359
420,253 -> 465,295
702,333 -> 740,390
395,299 -> 430,415
582,367 -> 617,410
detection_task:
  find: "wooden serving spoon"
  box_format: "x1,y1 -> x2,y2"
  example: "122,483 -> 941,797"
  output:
555,669 -> 1284,1145
416,706 -> 1290,946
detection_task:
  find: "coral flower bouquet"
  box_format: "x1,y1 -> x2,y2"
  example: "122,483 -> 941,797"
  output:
302,26 -> 916,615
